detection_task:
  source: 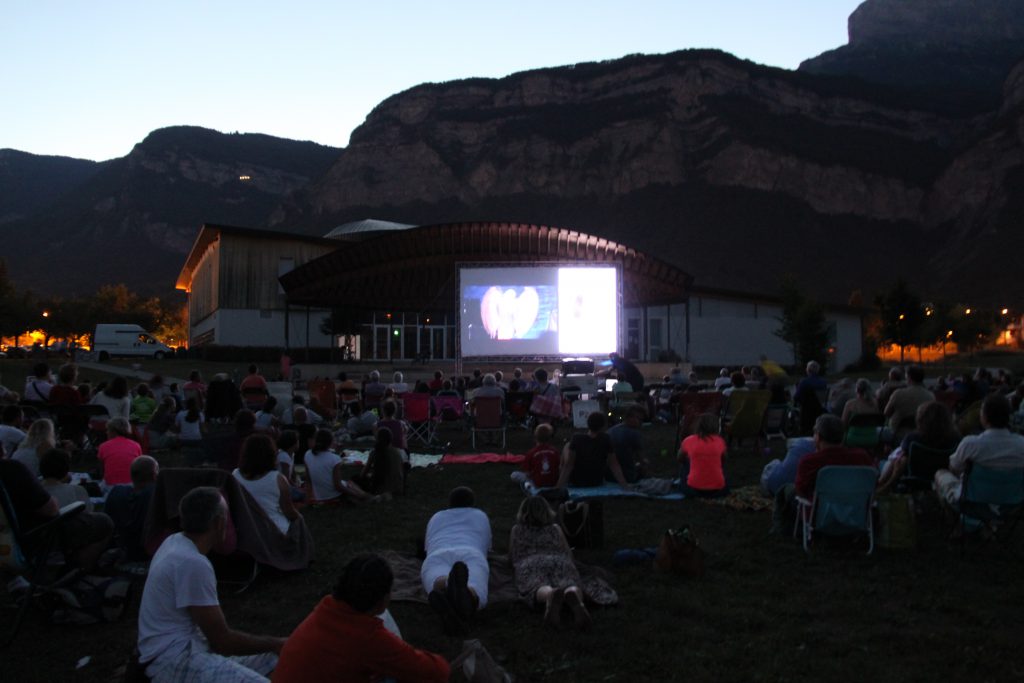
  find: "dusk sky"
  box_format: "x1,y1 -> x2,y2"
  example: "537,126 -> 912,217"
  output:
2,1 -> 863,162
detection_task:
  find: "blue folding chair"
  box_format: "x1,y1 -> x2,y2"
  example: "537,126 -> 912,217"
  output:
958,463 -> 1024,553
794,466 -> 878,554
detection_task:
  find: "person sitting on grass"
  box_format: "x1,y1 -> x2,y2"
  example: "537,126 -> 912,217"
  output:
354,428 -> 404,498
303,428 -> 379,504
273,554 -> 450,682
346,401 -> 377,438
131,383 -> 158,423
48,363 -> 82,406
137,487 -> 285,681
678,413 -> 729,498
374,400 -> 409,461
233,434 -> 302,536
555,411 -> 632,490
607,404 -> 648,484
509,496 -> 592,630
514,423 -> 561,490
91,376 -> 132,420
12,417 -> 58,478
98,417 -> 142,489
146,396 -> 179,450
104,455 -> 159,561
275,430 -> 306,501
421,486 -> 492,635
254,396 -> 280,432
40,447 -> 92,511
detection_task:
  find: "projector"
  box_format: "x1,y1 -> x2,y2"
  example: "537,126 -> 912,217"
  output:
561,357 -> 595,375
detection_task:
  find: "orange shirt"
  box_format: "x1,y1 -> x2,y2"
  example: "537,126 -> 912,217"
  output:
679,434 -> 726,490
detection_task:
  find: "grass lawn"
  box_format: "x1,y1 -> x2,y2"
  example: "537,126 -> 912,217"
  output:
3,414 -> 1023,682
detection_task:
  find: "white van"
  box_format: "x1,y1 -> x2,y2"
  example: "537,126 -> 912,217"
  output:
93,324 -> 173,361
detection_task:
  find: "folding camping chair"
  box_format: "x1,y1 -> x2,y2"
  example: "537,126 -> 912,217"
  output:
675,392 -> 723,444
898,442 -> 954,493
720,390 -> 771,448
794,465 -> 878,554
402,393 -> 436,446
1,479 -> 86,646
844,413 -> 885,452
505,391 -> 534,429
761,403 -> 790,444
957,462 -> 1024,554
470,396 -> 506,451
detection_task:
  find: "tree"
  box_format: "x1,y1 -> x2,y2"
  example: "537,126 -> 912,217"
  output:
875,279 -> 925,365
774,277 -> 831,368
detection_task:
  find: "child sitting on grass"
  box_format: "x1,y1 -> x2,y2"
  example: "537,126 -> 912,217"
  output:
512,423 -> 561,492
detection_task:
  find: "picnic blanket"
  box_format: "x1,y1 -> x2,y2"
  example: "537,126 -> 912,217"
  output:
339,451 -> 444,469
380,550 -> 617,606
696,484 -> 774,511
439,453 -> 526,465
562,482 -> 684,501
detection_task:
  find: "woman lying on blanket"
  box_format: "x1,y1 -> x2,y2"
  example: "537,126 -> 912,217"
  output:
508,496 -> 591,630
678,413 -> 730,498
304,428 -> 383,503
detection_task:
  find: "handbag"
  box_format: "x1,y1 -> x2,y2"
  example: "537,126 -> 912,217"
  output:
530,385 -> 563,419
653,525 -> 705,577
558,500 -> 603,549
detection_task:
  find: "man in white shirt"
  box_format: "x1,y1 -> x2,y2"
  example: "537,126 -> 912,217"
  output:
420,487 -> 492,635
23,362 -> 53,402
138,487 -> 285,681
934,394 -> 1024,508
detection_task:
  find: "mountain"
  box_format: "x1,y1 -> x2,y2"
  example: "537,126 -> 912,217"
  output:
800,0 -> 1024,116
3,127 -> 340,296
0,149 -> 101,224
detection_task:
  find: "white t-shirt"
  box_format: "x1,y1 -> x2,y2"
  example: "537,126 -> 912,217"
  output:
91,392 -> 132,420
23,377 -> 53,402
255,410 -> 275,429
12,446 -> 41,478
304,449 -> 342,501
233,469 -> 290,534
277,449 -> 295,475
0,424 -> 26,457
175,411 -> 205,441
137,533 -> 219,666
424,507 -> 492,558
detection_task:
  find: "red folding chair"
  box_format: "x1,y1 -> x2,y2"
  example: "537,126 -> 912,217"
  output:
402,393 -> 436,445
471,396 -> 506,450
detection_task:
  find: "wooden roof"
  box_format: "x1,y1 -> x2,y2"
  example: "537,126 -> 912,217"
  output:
279,221 -> 692,311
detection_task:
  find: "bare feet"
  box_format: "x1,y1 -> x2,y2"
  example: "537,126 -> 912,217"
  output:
565,588 -> 591,631
543,588 -> 564,627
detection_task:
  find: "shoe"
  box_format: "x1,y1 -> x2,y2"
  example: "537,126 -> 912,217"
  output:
428,589 -> 466,636
446,561 -> 475,621
543,588 -> 564,627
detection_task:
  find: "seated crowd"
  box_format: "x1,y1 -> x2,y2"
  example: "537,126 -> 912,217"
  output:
3,355 -> 1024,682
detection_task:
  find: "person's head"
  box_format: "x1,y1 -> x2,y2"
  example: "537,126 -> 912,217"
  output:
906,365 -> 925,385
149,374 -> 164,388
369,370 -> 380,383
888,367 -> 905,382
106,376 -> 129,399
381,400 -> 397,419
434,370 -> 443,381
981,393 -> 1012,430
57,363 -> 78,385
482,373 -> 497,387
813,414 -> 844,447
718,368 -> 729,378
293,406 -> 309,424
623,404 -> 646,427
260,396 -> 277,413
234,409 -> 256,433
586,411 -> 607,434
248,364 -> 259,375
107,417 -> 132,438
856,378 -> 872,397
392,371 -> 403,384
494,370 -> 504,383
696,413 -> 719,439
533,422 -> 554,444
179,486 -> 227,539
513,367 -> 523,379
25,418 -> 55,449
277,429 -> 299,454
78,383 -> 91,401
135,382 -> 151,398
472,369 -> 482,379
313,428 -> 334,453
442,379 -> 453,391
39,448 -> 71,481
333,554 -> 394,614
688,371 -> 699,383
32,362 -> 51,380
239,433 -> 277,478
448,486 -> 475,508
2,405 -> 22,426
292,394 -> 307,407
130,455 -> 159,487
189,370 -> 202,383
806,360 -> 821,377
534,368 -> 548,383
915,401 -> 955,440
730,372 -> 746,388
516,495 -> 556,528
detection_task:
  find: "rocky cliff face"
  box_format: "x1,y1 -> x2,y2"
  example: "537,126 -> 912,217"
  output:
847,0 -> 1024,46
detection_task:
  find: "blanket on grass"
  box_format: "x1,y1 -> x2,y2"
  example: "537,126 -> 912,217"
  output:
696,485 -> 773,512
439,453 -> 525,464
561,482 -> 684,501
381,550 -> 617,606
339,451 -> 444,468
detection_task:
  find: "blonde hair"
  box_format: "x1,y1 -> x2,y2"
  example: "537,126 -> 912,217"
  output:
516,496 -> 556,528
22,418 -> 56,450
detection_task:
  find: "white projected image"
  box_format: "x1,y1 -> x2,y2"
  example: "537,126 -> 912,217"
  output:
460,266 -> 618,357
